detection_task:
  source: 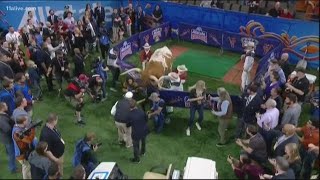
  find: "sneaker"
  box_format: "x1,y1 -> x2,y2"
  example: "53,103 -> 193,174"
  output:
126,144 -> 133,148
129,158 -> 140,164
195,122 -> 202,131
186,128 -> 190,136
101,97 -> 107,102
110,88 -> 117,92
118,140 -> 125,145
141,152 -> 146,156
216,143 -> 226,147
76,120 -> 86,125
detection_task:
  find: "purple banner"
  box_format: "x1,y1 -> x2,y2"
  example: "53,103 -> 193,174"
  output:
222,32 -> 280,57
115,33 -> 140,61
139,22 -> 171,47
159,90 -> 242,113
178,23 -> 222,47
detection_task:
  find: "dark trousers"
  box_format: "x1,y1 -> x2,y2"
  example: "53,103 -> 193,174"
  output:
110,66 -> 120,88
4,142 -> 17,172
235,117 -> 249,139
102,79 -> 106,98
188,105 -> 203,128
100,43 -> 110,60
300,147 -> 318,179
137,21 -> 144,32
259,127 -> 275,156
45,73 -> 53,91
133,137 -> 146,161
131,23 -> 135,35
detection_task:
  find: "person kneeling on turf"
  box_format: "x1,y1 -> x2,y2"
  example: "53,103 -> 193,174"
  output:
64,74 -> 89,125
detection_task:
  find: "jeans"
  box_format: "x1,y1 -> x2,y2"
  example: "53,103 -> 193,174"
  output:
188,105 -> 204,128
154,114 -> 165,133
31,80 -> 42,99
4,142 -> 17,172
133,137 -> 146,161
101,79 -> 107,98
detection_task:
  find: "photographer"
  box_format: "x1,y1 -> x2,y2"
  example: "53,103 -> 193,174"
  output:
12,115 -> 39,179
92,57 -> 108,100
88,74 -> 104,103
72,132 -> 100,178
47,50 -> 70,93
64,74 -> 89,125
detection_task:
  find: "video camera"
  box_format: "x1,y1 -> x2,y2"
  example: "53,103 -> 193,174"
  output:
18,120 -> 43,139
91,142 -> 103,149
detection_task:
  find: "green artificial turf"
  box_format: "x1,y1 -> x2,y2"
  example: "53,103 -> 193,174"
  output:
0,40 -> 315,179
173,49 -> 239,79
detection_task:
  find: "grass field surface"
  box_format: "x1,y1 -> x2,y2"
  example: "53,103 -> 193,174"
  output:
173,49 -> 239,78
0,40 -> 314,179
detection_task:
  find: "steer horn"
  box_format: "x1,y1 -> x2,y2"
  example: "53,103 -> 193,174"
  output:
149,75 -> 159,83
120,68 -> 142,76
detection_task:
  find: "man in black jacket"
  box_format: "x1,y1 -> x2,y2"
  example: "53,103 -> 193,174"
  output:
47,9 -> 58,26
235,84 -> 263,139
39,113 -> 65,175
94,2 -> 105,28
127,99 -> 149,163
0,102 -> 17,173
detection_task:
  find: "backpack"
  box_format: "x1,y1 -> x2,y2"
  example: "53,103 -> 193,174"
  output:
72,139 -> 91,167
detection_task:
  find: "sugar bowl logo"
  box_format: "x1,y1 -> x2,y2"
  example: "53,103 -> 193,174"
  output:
152,27 -> 162,42
191,27 -> 207,43
120,41 -> 132,60
241,37 -> 259,49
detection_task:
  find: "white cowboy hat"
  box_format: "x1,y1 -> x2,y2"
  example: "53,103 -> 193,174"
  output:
177,65 -> 188,72
168,72 -> 180,82
246,41 -> 255,47
143,43 -> 151,49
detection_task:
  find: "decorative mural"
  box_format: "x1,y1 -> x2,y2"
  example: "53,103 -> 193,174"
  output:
239,20 -> 319,63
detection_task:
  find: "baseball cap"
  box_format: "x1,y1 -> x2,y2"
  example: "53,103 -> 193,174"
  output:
149,92 -> 159,101
295,67 -> 306,73
79,74 -> 89,82
124,91 -> 133,99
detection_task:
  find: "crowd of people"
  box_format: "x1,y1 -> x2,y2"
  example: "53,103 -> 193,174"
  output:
0,1 -> 319,180
0,2 -> 165,179
223,42 -> 319,179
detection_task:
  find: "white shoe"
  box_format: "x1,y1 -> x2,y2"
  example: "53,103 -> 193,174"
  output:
195,122 -> 202,131
110,88 -> 117,92
186,128 -> 190,136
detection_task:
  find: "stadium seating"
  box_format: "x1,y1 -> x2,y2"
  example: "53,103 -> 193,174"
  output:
241,5 -> 249,13
167,0 -> 319,21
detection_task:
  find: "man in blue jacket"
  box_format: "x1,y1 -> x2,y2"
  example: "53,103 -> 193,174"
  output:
0,78 -> 15,116
127,99 -> 149,163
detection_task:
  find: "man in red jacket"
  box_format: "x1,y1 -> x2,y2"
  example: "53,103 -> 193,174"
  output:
140,43 -> 153,70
